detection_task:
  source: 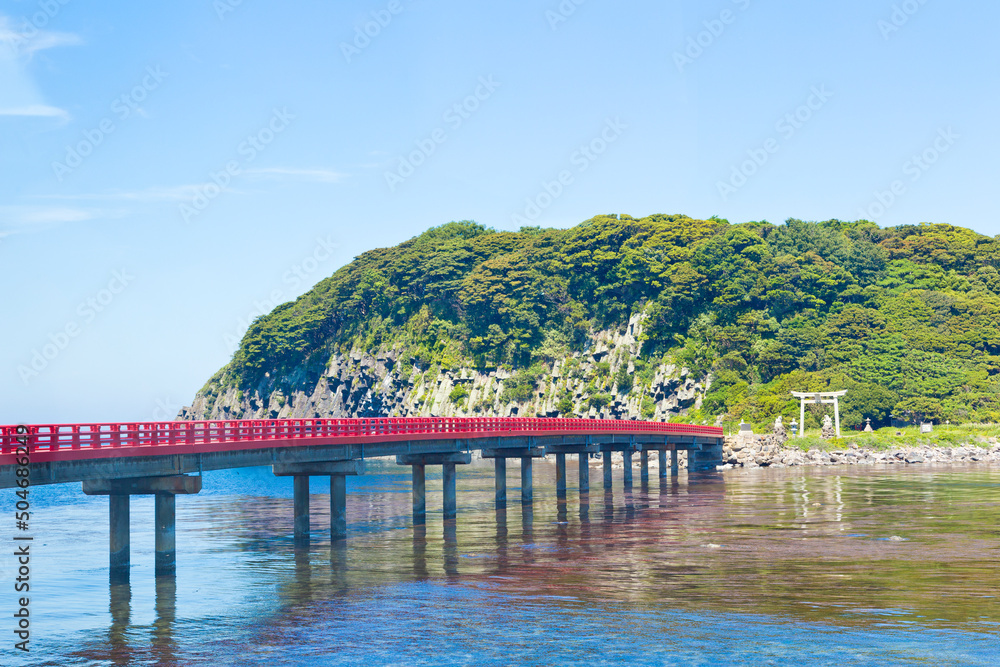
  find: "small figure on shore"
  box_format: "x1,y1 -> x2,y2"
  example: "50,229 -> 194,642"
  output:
864,418 -> 873,433
773,415 -> 785,437
821,415 -> 834,439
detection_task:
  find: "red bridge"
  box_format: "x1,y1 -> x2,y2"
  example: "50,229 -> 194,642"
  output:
1,417 -> 724,579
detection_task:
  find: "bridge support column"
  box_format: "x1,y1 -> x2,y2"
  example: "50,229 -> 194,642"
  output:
603,451 -> 613,490
520,457 -> 533,505
640,450 -> 648,487
542,443 -> 598,498
480,446 -> 544,507
397,452 -> 472,525
658,450 -> 668,480
623,450 -> 633,489
331,474 -> 348,540
83,475 -> 202,579
272,460 -> 364,540
690,440 -> 724,472
494,457 -> 506,508
672,449 -> 679,476
293,475 -> 310,541
109,495 -> 129,579
555,453 -> 566,500
412,465 -> 426,523
154,493 -> 176,575
443,463 -> 458,520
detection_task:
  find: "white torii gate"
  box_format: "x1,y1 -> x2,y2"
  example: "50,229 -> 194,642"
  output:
790,390 -> 848,438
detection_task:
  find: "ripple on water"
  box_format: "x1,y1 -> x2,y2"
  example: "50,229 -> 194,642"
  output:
4,463 -> 1000,665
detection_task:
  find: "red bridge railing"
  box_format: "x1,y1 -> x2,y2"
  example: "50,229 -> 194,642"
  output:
0,418 -> 722,464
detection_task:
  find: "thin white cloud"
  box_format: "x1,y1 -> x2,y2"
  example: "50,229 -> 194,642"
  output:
0,205 -> 96,226
0,22 -> 83,57
36,185 -> 213,203
0,103 -> 68,118
0,14 -> 80,120
245,167 -> 348,183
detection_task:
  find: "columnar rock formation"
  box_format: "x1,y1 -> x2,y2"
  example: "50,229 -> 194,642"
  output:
180,314 -> 711,422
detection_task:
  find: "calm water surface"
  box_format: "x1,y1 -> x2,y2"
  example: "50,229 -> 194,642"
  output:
3,462 -> 999,665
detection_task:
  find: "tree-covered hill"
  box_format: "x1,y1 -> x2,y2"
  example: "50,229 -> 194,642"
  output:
191,214 -> 1000,428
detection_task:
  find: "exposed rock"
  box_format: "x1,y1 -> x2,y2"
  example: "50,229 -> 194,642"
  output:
718,435 -> 1000,470
179,314 -> 714,423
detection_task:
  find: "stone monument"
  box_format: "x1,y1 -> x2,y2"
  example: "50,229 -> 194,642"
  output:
864,417 -> 873,433
821,414 -> 835,439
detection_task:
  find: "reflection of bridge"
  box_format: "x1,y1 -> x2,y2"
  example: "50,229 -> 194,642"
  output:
0,418 -> 723,579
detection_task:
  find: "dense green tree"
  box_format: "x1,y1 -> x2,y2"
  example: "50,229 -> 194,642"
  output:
216,214 -> 1000,425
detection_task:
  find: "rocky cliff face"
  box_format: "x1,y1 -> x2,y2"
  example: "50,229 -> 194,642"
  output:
180,313 -> 711,422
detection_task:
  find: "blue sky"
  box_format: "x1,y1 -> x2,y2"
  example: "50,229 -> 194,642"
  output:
1,0 -> 997,424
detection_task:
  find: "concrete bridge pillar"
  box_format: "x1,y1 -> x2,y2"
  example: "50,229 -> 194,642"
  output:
520,457 -> 533,505
154,493 -> 176,574
412,465 -> 426,523
658,449 -> 668,480
397,452 -> 472,525
480,446 -> 543,508
109,495 -> 129,580
689,441 -> 724,472
331,474 -> 348,539
443,463 -> 458,520
622,450 -> 633,489
494,457 -> 506,508
640,450 -> 649,487
555,453 -> 567,500
293,475 -> 309,540
83,475 -> 202,578
603,451 -> 613,490
542,443 -> 597,498
672,449 -> 679,476
272,460 -> 364,541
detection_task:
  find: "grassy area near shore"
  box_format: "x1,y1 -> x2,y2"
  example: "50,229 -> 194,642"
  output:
778,424 -> 1000,452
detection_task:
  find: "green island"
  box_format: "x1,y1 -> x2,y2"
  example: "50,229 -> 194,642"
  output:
185,214 -> 1000,454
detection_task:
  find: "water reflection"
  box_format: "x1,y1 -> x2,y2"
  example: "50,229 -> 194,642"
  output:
443,521 -> 459,577
494,508 -> 509,572
413,524 -> 428,579
152,575 -> 177,665
50,463 -> 1000,665
108,580 -> 131,664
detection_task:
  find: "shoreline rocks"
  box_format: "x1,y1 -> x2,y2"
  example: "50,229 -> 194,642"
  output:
719,435 -> 1000,469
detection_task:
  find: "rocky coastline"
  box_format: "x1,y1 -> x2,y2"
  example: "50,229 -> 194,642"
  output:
717,430 -> 1000,470
478,437 -> 1000,474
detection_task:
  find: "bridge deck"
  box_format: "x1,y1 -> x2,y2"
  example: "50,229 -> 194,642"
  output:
0,417 -> 723,488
